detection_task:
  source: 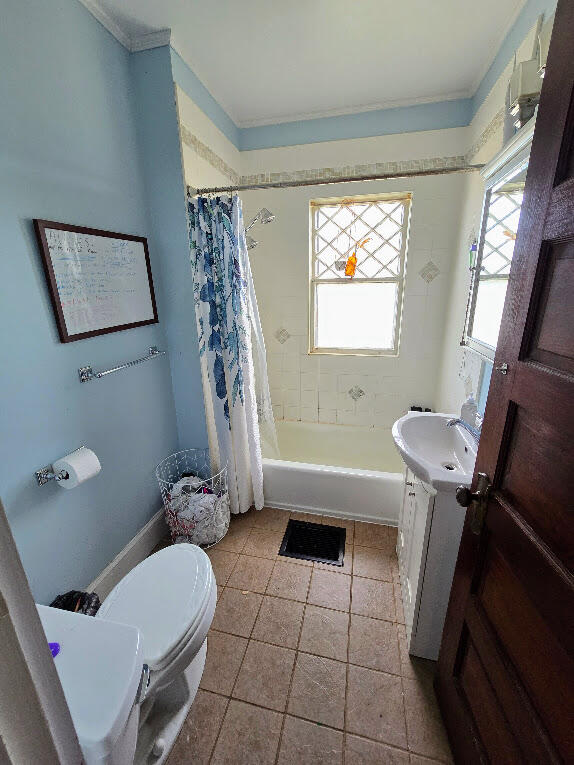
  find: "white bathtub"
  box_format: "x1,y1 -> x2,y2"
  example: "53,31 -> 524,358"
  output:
262,421 -> 404,525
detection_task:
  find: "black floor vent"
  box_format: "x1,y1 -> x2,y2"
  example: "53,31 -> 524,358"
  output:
279,520 -> 346,566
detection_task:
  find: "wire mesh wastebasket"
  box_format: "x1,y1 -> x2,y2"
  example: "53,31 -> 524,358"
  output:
155,449 -> 230,547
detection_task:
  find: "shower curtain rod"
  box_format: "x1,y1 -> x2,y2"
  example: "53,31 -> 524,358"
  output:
188,163 -> 484,195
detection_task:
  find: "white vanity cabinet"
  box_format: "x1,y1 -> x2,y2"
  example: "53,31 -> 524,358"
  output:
397,467 -> 466,660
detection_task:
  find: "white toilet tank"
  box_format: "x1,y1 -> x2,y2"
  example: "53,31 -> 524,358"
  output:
37,605 -> 145,764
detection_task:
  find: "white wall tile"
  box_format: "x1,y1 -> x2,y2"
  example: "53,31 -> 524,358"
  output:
272,404 -> 284,420
301,389 -> 318,408
300,407 -> 318,423
300,371 -> 317,390
285,405 -> 301,421
318,373 -> 337,392
318,408 -> 337,424
318,390 -> 339,410
283,388 -> 301,406
281,371 -> 300,390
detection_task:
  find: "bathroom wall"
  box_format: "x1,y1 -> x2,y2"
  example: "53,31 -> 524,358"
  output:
240,140 -> 467,444
0,0 -> 185,603
435,15 -> 551,415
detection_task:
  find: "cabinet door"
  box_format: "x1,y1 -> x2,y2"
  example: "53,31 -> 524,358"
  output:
405,478 -> 434,641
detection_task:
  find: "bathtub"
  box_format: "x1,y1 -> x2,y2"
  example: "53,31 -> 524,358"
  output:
262,420 -> 404,525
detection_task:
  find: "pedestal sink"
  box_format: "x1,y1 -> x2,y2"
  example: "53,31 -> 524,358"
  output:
392,411 -> 477,491
392,411 -> 478,660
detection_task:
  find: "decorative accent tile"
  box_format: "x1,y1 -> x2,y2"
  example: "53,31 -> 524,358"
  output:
275,327 -> 291,344
180,125 -> 240,184
348,385 -> 365,402
418,260 -> 440,283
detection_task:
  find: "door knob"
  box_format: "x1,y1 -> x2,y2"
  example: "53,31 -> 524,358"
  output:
455,473 -> 491,534
455,486 -> 473,506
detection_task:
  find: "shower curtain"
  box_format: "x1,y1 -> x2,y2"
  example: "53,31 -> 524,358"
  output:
187,194 -> 278,514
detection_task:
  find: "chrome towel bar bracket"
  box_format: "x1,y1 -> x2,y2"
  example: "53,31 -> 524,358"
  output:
78,347 -> 166,383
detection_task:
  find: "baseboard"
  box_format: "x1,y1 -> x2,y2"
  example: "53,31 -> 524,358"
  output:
87,509 -> 168,600
265,501 -> 398,527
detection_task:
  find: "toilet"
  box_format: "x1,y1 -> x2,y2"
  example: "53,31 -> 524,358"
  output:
96,543 -> 216,762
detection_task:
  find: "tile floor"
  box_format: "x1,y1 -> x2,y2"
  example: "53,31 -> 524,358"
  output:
167,507 -> 452,765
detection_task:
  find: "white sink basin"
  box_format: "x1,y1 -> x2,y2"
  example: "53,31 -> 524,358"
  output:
392,412 -> 477,491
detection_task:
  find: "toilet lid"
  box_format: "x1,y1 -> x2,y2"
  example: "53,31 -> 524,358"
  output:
97,544 -> 213,669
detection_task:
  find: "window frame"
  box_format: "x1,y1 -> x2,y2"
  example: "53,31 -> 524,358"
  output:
463,119 -> 534,361
309,192 -> 411,357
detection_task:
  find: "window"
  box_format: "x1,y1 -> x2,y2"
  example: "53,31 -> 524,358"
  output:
310,193 -> 410,355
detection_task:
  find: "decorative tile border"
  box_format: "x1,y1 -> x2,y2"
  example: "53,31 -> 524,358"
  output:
465,108 -> 505,162
182,107 -> 505,193
180,124 -> 240,184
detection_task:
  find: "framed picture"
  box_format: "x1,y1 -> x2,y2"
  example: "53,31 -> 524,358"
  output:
34,219 -> 158,343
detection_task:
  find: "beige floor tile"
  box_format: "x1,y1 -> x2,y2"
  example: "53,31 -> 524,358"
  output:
298,605 -> 349,661
211,588 -> 263,638
346,664 -> 407,748
243,528 -> 283,559
344,734 -> 410,764
200,631 -> 247,695
410,756 -> 446,765
307,569 -> 351,611
287,652 -> 346,729
403,674 -> 452,762
320,515 -> 355,544
217,585 -> 223,600
353,545 -> 395,581
266,560 -> 312,602
349,615 -> 401,674
252,506 -> 290,531
251,595 -> 304,648
277,716 -> 343,765
216,523 -> 251,554
206,549 -> 239,587
354,522 -> 397,552
226,555 -> 274,593
211,699 -> 283,765
351,577 -> 396,621
232,640 -> 296,712
280,553 -> 313,568
394,581 -> 406,624
166,690 -> 228,765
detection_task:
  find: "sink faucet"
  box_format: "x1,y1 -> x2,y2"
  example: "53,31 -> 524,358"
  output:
446,418 -> 481,444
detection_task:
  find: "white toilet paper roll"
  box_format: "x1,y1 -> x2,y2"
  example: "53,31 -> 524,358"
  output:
53,447 -> 101,490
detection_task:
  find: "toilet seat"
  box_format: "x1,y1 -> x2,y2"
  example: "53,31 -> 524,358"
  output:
97,544 -> 214,671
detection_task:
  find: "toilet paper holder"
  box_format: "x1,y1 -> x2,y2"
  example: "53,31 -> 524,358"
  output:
35,446 -> 85,486
35,465 -> 70,486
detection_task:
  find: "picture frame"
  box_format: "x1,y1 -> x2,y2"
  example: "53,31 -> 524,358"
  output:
34,219 -> 158,343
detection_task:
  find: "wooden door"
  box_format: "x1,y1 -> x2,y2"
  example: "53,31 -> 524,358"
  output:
435,1 -> 574,762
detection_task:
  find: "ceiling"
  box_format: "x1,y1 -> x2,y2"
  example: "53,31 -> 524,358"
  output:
94,0 -> 525,127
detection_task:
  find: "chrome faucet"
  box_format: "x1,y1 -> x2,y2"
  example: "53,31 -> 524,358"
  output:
446,418 -> 481,444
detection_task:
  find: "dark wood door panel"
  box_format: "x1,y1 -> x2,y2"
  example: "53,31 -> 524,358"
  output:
527,238 -> 574,372
458,635 -> 523,763
497,404 -> 574,569
477,544 -> 574,758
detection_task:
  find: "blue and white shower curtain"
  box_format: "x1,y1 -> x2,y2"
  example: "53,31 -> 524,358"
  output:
187,194 -> 277,514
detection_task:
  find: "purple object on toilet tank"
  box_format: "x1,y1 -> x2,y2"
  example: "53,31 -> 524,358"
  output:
49,642 -> 60,658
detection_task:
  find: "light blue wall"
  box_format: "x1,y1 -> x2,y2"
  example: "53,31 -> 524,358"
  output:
0,0 -> 187,603
130,47 -> 208,452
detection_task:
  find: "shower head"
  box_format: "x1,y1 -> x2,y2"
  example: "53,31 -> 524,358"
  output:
258,208 -> 275,225
246,235 -> 259,250
246,207 -> 276,232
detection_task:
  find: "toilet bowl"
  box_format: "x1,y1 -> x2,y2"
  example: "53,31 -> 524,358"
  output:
96,543 -> 216,762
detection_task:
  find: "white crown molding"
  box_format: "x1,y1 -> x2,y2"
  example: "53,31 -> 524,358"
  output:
76,0 -> 131,49
77,0 -> 171,52
234,89 -> 472,129
129,28 -> 172,52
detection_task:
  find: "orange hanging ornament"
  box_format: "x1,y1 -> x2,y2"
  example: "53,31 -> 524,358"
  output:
344,237 -> 370,278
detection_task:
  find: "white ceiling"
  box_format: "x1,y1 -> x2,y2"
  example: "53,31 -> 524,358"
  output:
93,0 -> 525,127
